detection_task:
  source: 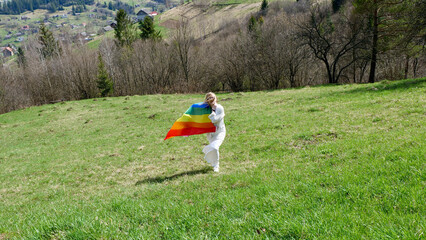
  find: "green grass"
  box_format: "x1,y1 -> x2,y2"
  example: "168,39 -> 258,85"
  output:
0,78 -> 425,239
0,28 -> 7,37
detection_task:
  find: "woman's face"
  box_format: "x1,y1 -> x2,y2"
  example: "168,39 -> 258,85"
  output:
206,96 -> 216,106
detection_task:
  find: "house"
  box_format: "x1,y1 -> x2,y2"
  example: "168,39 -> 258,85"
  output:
21,16 -> 30,20
150,11 -> 158,16
22,25 -> 30,31
4,35 -> 12,40
1,47 -> 14,57
15,37 -> 24,42
74,33 -> 86,42
136,9 -> 153,21
102,26 -> 113,32
15,32 -> 24,36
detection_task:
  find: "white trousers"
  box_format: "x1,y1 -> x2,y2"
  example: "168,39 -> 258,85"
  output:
203,130 -> 226,167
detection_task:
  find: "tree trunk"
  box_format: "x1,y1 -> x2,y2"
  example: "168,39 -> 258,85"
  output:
413,58 -> 418,78
368,2 -> 378,83
404,55 -> 409,79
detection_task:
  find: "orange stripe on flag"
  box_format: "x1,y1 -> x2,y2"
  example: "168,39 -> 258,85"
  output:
169,121 -> 215,130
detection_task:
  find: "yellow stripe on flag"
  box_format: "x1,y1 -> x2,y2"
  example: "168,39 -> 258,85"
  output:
175,114 -> 211,123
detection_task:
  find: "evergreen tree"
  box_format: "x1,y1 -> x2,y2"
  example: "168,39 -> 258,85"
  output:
139,16 -> 161,40
114,9 -> 137,47
332,0 -> 346,13
260,0 -> 268,12
353,0 -> 424,82
48,2 -> 57,13
16,47 -> 26,68
97,53 -> 113,97
38,22 -> 62,59
248,15 -> 257,33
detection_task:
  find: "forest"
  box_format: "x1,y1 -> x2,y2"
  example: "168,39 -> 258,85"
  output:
0,0 -> 94,14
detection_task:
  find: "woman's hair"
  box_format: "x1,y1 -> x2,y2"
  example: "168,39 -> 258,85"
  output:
204,92 -> 217,106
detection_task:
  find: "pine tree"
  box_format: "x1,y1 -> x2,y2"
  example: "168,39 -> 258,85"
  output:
248,15 -> 257,32
332,0 -> 346,13
97,53 -> 113,97
114,9 -> 137,47
353,0 -> 423,82
16,47 -> 26,68
38,22 -> 62,59
139,16 -> 161,40
260,0 -> 268,12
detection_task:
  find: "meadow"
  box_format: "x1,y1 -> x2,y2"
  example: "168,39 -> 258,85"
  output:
0,78 -> 425,239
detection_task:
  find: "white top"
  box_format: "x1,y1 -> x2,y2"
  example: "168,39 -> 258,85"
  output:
208,103 -> 226,132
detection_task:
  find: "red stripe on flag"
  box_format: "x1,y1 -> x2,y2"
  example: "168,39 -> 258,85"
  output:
164,126 -> 216,140
170,121 -> 215,130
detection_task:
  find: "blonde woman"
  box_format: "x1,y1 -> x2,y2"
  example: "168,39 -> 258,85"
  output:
203,92 -> 226,172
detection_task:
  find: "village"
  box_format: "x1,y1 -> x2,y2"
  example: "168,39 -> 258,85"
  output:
0,0 -> 161,62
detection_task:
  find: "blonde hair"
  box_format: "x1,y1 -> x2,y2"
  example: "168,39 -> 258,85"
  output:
204,92 -> 217,107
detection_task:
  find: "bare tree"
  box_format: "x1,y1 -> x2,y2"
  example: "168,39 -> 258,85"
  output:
214,34 -> 249,92
173,19 -> 194,89
298,3 -> 369,84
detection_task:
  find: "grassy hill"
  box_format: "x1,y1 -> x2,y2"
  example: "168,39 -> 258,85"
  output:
0,79 -> 425,239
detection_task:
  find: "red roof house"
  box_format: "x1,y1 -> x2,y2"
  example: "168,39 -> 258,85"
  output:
2,47 -> 14,57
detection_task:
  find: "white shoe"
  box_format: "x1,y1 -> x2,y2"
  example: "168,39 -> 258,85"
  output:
213,165 -> 219,172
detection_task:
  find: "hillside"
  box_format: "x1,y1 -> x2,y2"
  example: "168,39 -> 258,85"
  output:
157,0 -> 261,39
0,0 -> 168,49
0,79 -> 425,238
0,0 -> 264,52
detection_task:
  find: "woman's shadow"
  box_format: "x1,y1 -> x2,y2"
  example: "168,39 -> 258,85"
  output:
135,167 -> 211,185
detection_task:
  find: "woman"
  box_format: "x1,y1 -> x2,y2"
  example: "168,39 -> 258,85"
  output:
203,92 -> 226,172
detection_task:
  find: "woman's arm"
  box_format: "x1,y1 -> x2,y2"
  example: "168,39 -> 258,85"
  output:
209,105 -> 225,123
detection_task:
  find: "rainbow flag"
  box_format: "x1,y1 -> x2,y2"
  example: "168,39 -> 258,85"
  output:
164,102 -> 216,140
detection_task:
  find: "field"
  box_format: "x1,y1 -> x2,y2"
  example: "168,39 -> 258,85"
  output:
0,79 -> 425,238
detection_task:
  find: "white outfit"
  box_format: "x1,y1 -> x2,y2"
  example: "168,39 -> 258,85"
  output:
203,103 -> 226,172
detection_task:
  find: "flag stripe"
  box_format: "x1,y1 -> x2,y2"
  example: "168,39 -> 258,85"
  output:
175,114 -> 211,123
170,121 -> 216,130
165,127 -> 216,140
185,107 -> 211,115
191,102 -> 210,108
